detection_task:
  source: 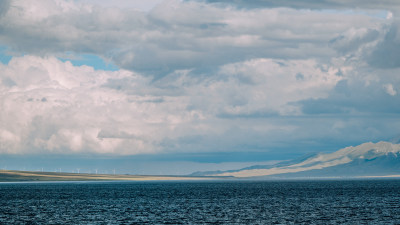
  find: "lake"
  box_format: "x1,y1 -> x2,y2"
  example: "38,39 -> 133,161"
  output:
1,180 -> 400,224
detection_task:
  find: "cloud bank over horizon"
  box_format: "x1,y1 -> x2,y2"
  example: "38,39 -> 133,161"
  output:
1,0 -> 400,159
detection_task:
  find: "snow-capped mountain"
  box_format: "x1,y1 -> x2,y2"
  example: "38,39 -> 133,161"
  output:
195,142 -> 400,178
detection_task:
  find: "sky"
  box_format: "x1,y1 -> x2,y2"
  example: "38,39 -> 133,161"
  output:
0,0 -> 400,175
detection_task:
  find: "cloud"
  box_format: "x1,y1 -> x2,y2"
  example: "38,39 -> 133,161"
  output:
1,0 -> 400,159
0,0 -> 10,17
2,54 -> 396,156
77,0 -> 164,11
383,83 -> 397,96
198,58 -> 342,117
297,64 -> 400,115
0,56 -> 157,154
201,0 -> 400,11
0,0 -> 390,77
330,27 -> 381,54
367,21 -> 400,68
0,55 -> 343,155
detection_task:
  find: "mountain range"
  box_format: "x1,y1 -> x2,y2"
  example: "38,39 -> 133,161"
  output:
192,142 -> 400,178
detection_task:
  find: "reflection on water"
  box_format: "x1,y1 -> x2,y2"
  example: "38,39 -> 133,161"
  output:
1,180 -> 400,224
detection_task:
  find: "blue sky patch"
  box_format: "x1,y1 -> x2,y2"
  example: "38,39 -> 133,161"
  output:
59,53 -> 119,71
0,46 -> 12,65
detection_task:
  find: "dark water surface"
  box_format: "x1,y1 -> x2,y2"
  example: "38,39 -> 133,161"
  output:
1,180 -> 400,224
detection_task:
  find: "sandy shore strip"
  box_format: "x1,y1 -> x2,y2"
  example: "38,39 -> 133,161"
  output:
0,170 -> 228,182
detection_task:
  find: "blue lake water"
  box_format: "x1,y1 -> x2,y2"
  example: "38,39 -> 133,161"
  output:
1,180 -> 400,224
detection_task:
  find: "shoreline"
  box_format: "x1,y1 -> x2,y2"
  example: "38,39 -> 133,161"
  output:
2,170 -> 400,182
0,170 -> 226,182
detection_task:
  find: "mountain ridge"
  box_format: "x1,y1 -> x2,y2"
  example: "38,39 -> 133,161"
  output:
193,141 -> 400,178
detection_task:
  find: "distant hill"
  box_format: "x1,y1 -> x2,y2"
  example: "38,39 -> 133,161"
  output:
192,142 -> 400,178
